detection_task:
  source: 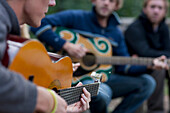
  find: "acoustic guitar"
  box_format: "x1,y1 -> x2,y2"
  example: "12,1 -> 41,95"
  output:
7,35 -> 99,105
46,27 -> 170,84
42,27 -> 113,84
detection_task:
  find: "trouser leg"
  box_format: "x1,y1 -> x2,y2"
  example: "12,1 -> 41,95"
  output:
147,69 -> 166,113
82,79 -> 112,113
106,74 -> 156,113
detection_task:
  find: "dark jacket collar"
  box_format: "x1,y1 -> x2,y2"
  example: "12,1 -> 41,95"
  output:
138,11 -> 166,32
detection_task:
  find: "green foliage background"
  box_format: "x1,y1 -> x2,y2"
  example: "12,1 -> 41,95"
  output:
47,0 -> 170,17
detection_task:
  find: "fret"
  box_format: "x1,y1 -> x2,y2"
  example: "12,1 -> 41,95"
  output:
57,83 -> 99,105
58,83 -> 99,97
58,83 -> 99,94
61,90 -> 98,105
59,89 -> 98,99
96,56 -> 154,66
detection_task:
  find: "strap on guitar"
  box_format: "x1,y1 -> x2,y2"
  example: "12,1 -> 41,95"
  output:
1,43 -> 9,67
1,35 -> 9,67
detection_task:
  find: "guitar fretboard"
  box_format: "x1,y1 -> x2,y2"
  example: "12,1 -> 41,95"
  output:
57,83 -> 99,105
96,56 -> 154,66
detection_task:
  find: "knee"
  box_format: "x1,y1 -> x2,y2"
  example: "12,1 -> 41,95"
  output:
98,83 -> 112,106
141,74 -> 156,97
91,94 -> 104,103
90,94 -> 108,113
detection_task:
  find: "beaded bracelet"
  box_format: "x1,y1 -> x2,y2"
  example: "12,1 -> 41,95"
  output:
47,89 -> 58,113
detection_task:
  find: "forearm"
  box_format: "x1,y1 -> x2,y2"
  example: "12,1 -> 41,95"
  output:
38,29 -> 66,51
31,27 -> 66,52
35,87 -> 54,113
115,65 -> 147,76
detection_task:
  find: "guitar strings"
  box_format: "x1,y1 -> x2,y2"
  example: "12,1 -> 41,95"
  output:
58,84 -> 99,98
58,84 -> 99,105
58,83 -> 99,96
97,56 -> 153,66
61,90 -> 97,101
58,83 -> 99,93
60,90 -> 98,105
59,88 -> 98,98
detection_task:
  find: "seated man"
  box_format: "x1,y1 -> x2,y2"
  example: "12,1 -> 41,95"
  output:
31,0 -> 167,113
125,0 -> 170,113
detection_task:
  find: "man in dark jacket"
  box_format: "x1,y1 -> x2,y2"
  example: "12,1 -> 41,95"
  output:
125,0 -> 170,113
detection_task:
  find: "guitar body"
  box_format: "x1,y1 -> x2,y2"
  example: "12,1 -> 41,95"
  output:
53,27 -> 113,84
8,36 -> 99,105
9,39 -> 73,89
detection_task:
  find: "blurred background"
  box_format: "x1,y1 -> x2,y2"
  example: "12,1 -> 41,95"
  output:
47,0 -> 170,17
46,0 -> 170,32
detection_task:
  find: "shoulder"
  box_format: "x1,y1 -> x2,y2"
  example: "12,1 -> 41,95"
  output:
125,18 -> 144,34
0,2 -> 10,20
128,18 -> 143,29
0,2 -> 11,33
0,2 -> 11,60
160,20 -> 169,30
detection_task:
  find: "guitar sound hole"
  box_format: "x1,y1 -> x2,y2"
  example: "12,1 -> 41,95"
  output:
52,88 -> 58,93
82,53 -> 96,66
28,75 -> 34,82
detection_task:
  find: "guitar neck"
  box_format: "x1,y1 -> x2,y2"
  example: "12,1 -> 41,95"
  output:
96,56 -> 154,66
57,83 -> 99,105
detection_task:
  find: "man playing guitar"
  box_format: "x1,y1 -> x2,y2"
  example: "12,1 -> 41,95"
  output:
0,0 -> 90,113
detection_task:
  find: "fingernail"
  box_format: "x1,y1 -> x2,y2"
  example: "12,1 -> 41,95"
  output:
82,94 -> 85,97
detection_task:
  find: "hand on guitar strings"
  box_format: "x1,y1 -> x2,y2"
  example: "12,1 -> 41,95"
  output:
132,54 -> 169,70
63,42 -> 88,59
152,55 -> 169,70
67,82 -> 91,113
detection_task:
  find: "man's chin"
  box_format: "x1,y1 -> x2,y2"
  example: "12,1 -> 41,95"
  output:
151,20 -> 161,24
98,13 -> 110,18
30,21 -> 41,28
